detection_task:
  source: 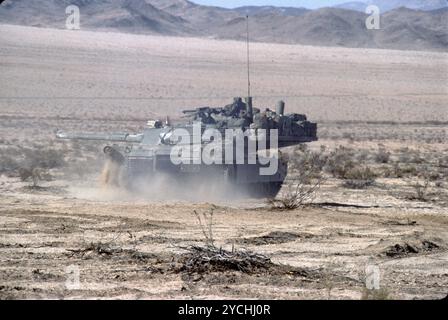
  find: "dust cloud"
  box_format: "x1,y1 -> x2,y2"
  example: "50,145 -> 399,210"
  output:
70,160 -> 250,204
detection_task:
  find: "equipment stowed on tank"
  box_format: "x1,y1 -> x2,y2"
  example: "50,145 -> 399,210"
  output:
56,97 -> 318,198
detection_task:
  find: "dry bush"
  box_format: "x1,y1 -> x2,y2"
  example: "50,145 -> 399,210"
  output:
0,142 -> 105,181
67,241 -> 154,263
375,148 -> 391,164
357,150 -> 370,162
325,146 -> 377,189
7,146 -> 63,187
404,164 -> 444,202
0,155 -> 20,174
270,148 -> 325,210
177,213 -> 313,276
18,167 -> 50,188
176,245 -> 273,274
178,207 -> 274,274
361,288 -> 391,300
387,163 -> 418,178
326,146 -> 356,179
342,167 -> 377,189
408,179 -> 431,202
438,155 -> 448,169
0,147 -> 25,175
425,169 -> 442,182
289,146 -> 327,180
0,146 -> 65,177
268,179 -> 322,210
192,207 -> 215,248
398,148 -> 424,164
22,148 -> 66,169
68,242 -> 117,258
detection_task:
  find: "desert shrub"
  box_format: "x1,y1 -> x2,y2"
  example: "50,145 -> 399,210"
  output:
406,176 -> 436,202
326,146 -> 356,179
0,155 -> 21,173
0,147 -> 27,174
375,148 -> 390,164
383,163 -> 418,178
438,156 -> 448,168
399,164 -> 419,177
270,149 -> 325,210
344,166 -> 376,181
398,148 -> 424,164
0,146 -> 66,175
23,148 -> 66,169
342,167 -> 377,189
289,148 -> 327,181
411,180 -> 430,201
18,167 -> 51,187
357,150 -> 370,162
324,146 -> 378,188
361,288 -> 391,300
268,180 -> 322,210
435,181 -> 444,188
178,207 -> 276,275
425,170 -> 441,181
176,245 -> 273,274
437,156 -> 448,179
296,144 -> 308,153
342,132 -> 354,141
193,207 -> 215,248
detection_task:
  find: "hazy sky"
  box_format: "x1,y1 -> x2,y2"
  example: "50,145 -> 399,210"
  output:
191,0 -> 355,9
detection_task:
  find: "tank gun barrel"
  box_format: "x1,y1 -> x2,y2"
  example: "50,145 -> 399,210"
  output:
56,131 -> 143,143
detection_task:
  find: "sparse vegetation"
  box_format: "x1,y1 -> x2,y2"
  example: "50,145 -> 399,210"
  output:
324,146 -> 377,189
269,148 -> 325,210
383,163 -> 418,178
192,207 -> 216,248
326,146 -> 356,179
342,167 -> 377,189
361,288 -> 391,300
268,179 -> 322,210
179,207 -> 281,275
375,148 -> 390,164
408,178 -> 431,202
176,245 -> 274,274
0,146 -> 65,175
67,241 -> 155,263
18,167 -> 50,188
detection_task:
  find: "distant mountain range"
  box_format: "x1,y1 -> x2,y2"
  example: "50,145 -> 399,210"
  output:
0,0 -> 447,51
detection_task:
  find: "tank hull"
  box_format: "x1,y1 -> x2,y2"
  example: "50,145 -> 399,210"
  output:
124,154 -> 287,198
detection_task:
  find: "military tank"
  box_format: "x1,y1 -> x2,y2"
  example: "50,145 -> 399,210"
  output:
56,97 -> 317,198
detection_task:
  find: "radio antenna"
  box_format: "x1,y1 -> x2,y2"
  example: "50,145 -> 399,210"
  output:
246,15 -> 251,98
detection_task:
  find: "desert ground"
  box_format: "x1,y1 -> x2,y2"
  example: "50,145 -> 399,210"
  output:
0,25 -> 447,300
